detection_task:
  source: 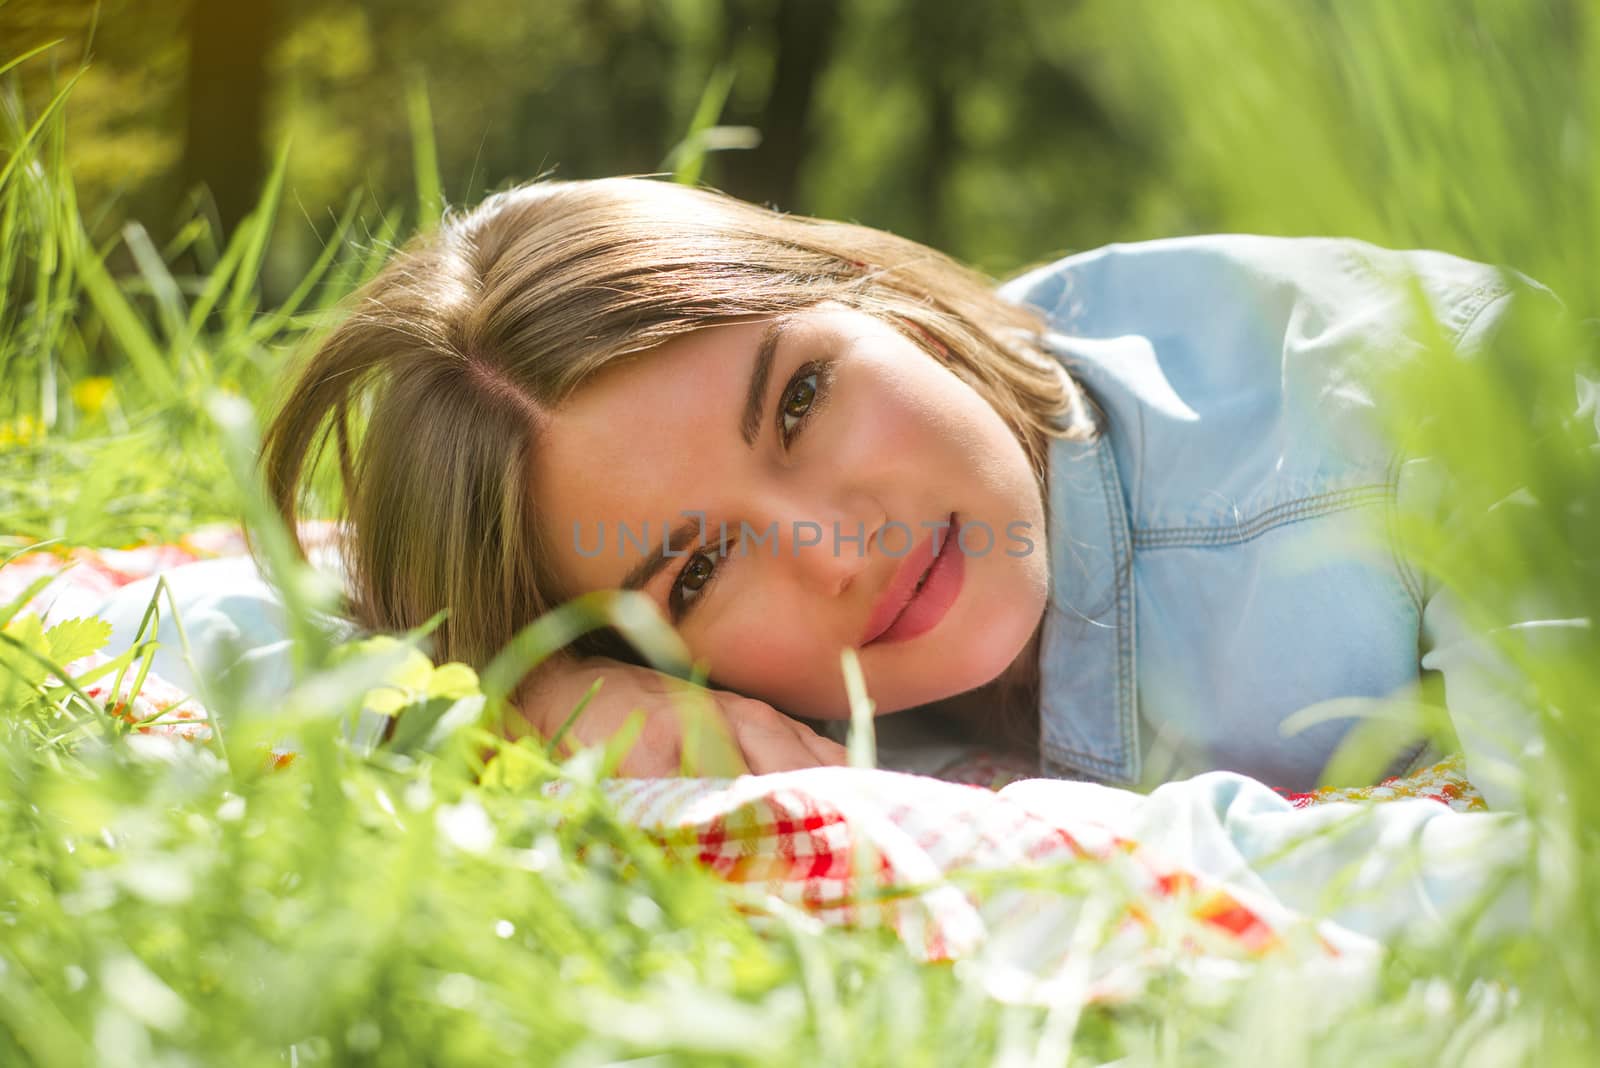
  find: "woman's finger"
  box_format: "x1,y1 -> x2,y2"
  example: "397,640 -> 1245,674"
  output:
731,715 -> 829,775
790,720 -> 850,767
614,727 -> 685,779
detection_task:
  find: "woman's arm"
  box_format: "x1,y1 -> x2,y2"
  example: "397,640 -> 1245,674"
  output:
511,652 -> 849,777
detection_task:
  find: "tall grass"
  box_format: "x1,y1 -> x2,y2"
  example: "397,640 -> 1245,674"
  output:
3,6 -> 1600,1063
0,41 -> 397,550
1103,0 -> 1600,1058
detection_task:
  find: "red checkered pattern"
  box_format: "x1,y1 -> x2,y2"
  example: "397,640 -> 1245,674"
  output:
546,767 -> 1327,991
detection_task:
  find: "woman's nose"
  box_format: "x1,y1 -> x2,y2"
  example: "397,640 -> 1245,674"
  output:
793,513 -> 879,596
754,486 -> 882,597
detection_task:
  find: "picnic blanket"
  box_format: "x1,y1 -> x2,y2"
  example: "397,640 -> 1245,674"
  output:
2,530 -> 1511,1002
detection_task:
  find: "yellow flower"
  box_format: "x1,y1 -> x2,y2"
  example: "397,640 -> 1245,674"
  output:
0,415 -> 43,447
70,377 -> 115,417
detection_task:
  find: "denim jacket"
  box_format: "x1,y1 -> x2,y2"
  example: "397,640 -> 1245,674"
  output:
998,235 -> 1533,802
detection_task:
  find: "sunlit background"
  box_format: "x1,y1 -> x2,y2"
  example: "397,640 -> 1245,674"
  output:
4,0 -> 1218,291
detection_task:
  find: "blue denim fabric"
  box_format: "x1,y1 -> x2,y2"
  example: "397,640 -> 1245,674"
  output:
998,235 -> 1523,794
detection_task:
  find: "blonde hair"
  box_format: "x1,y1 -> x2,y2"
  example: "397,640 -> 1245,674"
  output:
261,177 -> 1093,678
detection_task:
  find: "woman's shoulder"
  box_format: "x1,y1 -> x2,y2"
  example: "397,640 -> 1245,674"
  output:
1003,234 -> 1519,481
1016,235 -> 1518,544
998,233 -> 1511,354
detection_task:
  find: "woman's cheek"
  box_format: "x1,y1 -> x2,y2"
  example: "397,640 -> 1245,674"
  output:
706,610 -> 825,702
695,606 -> 774,675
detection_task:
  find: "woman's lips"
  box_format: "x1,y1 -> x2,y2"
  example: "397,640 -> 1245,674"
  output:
860,513 -> 964,646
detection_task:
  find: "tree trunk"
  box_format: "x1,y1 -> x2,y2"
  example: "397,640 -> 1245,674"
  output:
182,0 -> 277,236
720,0 -> 841,211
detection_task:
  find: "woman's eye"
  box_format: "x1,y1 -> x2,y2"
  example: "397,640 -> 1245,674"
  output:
779,365 -> 828,444
670,550 -> 720,618
670,363 -> 830,620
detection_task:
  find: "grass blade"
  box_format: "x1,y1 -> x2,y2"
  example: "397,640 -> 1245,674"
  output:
121,220 -> 188,347
222,139 -> 290,328
71,219 -> 179,397
247,190 -> 363,344
663,63 -> 739,186
0,68 -> 81,196
0,38 -> 65,81
406,76 -> 443,230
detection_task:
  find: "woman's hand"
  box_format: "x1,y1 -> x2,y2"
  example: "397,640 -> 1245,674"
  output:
511,653 -> 849,778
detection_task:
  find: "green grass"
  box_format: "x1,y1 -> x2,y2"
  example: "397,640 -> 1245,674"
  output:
1115,1 -> 1600,1053
3,5 -> 1600,1063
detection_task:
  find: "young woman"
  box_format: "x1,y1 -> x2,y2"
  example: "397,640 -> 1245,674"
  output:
261,176 -> 1541,804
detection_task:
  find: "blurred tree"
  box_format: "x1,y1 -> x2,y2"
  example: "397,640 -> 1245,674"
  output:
184,0 -> 280,234
778,0 -> 1155,273
11,0 -> 1178,294
1,0 -> 186,241
715,0 -> 842,211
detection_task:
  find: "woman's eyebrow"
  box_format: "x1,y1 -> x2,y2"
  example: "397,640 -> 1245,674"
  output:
738,318 -> 789,448
618,514 -> 704,594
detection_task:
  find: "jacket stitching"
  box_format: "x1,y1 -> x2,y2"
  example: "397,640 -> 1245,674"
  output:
1035,440 -> 1140,786
1384,452 -> 1426,617
1450,283 -> 1512,350
1041,738 -> 1126,781
1104,441 -> 1138,783
1133,485 -> 1392,548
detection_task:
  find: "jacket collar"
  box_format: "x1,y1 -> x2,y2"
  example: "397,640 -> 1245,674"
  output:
1036,349 -> 1141,785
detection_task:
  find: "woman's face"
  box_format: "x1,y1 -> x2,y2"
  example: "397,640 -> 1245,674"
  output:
532,305 -> 1050,719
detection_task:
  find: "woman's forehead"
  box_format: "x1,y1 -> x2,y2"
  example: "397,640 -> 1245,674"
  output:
531,306 -> 907,587
578,316 -> 769,407
530,317 -> 772,584
541,304 -> 886,471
